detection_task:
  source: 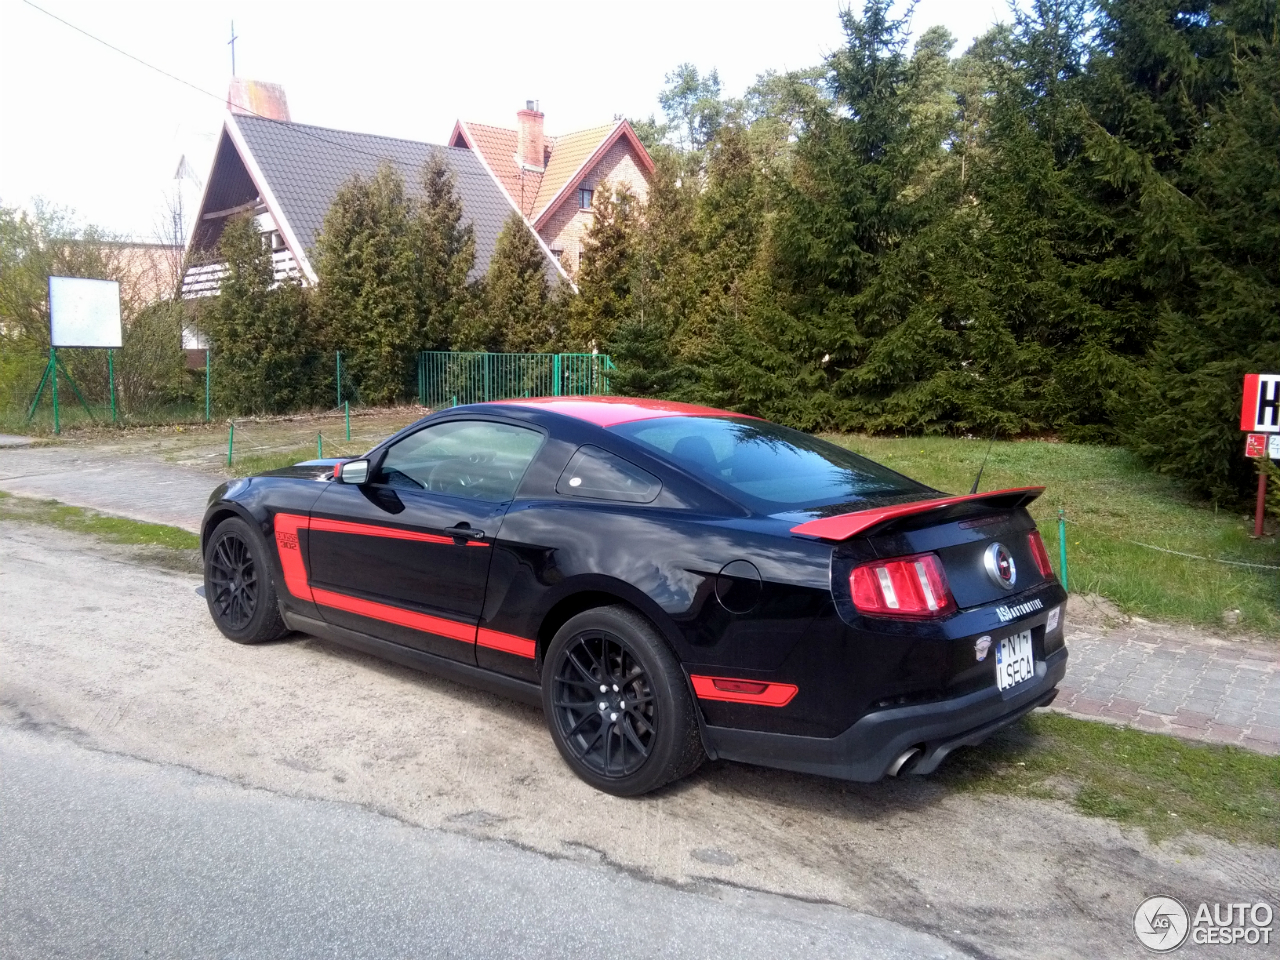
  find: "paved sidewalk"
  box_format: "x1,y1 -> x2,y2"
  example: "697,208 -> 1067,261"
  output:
3,442 -> 1278,755
0,445 -> 221,532
1054,617 -> 1280,755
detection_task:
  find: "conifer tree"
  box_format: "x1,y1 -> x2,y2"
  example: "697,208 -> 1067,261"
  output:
313,164 -> 421,405
417,152 -> 475,350
612,155 -> 698,397
485,213 -> 555,353
203,214 -> 319,414
1129,6 -> 1280,500
567,185 -> 638,351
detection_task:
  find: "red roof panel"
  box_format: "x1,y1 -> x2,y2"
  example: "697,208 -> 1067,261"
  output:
488,396 -> 750,427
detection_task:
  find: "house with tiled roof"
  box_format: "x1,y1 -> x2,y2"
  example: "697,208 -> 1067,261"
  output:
183,84 -> 654,322
450,101 -> 655,274
181,81 -> 569,319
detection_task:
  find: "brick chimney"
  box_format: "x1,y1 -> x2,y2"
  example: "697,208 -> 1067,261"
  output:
516,100 -> 545,169
227,79 -> 291,121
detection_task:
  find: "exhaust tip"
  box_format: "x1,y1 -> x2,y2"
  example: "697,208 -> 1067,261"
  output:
888,747 -> 923,777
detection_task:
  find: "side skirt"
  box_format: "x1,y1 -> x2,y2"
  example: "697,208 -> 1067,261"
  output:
281,610 -> 543,708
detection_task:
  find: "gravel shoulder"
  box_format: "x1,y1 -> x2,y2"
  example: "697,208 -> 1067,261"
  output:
2,520 -> 1276,960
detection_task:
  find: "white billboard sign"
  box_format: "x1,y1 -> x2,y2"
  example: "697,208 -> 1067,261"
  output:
49,276 -> 122,348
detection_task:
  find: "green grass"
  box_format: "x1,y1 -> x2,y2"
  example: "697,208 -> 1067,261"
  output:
0,490 -> 199,550
941,712 -> 1280,846
826,435 -> 1280,633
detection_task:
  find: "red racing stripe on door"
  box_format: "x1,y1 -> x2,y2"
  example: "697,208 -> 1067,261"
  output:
310,516 -> 477,546
272,511 -> 531,651
311,587 -> 477,642
273,513 -> 314,602
477,628 -> 536,659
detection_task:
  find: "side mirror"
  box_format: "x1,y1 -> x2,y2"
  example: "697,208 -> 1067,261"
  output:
336,459 -> 370,485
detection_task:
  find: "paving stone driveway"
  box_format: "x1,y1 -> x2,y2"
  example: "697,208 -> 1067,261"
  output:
2,443 -> 1277,756
0,444 -> 221,532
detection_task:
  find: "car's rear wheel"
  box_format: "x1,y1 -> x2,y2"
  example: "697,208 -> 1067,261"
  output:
543,606 -> 704,796
204,516 -> 288,644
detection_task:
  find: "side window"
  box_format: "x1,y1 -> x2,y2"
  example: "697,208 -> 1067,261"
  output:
377,420 -> 544,502
556,445 -> 661,504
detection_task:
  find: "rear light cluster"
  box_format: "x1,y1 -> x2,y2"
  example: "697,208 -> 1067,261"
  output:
850,552 -> 956,619
1027,530 -> 1056,580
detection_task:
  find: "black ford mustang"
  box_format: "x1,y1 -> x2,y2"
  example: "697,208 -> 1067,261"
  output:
201,397 -> 1068,795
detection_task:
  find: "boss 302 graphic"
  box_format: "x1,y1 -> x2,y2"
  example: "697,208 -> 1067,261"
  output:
201,397 -> 1068,795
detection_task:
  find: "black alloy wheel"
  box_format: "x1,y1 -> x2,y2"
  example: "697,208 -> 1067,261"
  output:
552,630 -> 657,778
207,531 -> 258,630
204,516 -> 289,644
542,606 -> 705,796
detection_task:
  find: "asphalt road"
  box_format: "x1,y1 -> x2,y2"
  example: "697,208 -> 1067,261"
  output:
0,726 -> 962,960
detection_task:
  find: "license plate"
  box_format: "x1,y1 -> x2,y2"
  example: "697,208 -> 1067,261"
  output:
995,629 -> 1035,691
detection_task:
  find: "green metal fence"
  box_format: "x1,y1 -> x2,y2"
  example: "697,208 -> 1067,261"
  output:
417,352 -> 615,408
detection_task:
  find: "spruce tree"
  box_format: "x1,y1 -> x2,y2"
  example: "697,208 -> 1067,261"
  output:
417,152 -> 475,350
486,213 -> 554,353
567,185 -> 638,351
313,164 -> 421,405
203,214 -> 319,414
1129,5 -> 1280,500
612,153 -> 698,397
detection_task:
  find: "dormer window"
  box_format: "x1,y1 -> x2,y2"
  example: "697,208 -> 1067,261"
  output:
578,187 -> 594,210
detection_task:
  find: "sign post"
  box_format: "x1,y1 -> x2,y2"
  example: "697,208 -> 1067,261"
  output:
27,278 -> 122,434
1241,373 -> 1280,537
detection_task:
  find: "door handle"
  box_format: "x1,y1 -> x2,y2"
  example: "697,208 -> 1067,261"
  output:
447,523 -> 486,541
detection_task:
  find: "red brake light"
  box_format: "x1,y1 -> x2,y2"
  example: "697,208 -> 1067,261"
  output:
849,552 -> 956,618
1028,530 -> 1055,580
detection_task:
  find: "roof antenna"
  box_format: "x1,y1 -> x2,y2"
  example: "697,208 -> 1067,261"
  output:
969,427 -> 999,495
228,20 -> 238,76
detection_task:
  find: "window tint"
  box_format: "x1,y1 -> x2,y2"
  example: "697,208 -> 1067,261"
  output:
378,420 -> 544,502
610,416 -> 930,511
556,445 -> 661,503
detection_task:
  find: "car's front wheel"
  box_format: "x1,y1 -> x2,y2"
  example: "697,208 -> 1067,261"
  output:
542,606 -> 704,796
204,516 -> 289,644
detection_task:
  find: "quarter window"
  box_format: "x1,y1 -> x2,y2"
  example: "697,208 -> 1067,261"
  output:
556,445 -> 661,503
377,420 -> 544,502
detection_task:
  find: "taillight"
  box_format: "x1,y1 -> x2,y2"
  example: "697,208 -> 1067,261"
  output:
1028,530 -> 1055,581
850,552 -> 956,618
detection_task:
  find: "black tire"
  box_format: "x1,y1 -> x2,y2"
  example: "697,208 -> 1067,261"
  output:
204,516 -> 289,645
542,605 -> 704,796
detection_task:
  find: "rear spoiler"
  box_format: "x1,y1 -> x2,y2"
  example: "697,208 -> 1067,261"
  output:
790,486 -> 1045,541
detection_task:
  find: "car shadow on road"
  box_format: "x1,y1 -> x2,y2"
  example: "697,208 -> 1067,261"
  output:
294,627 -> 995,825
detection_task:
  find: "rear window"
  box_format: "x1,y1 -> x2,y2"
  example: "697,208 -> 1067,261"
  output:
610,416 -> 930,511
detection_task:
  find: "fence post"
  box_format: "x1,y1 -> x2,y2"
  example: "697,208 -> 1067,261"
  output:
1058,508 -> 1069,592
484,352 -> 491,402
418,352 -> 425,406
318,432 -> 323,459
336,351 -> 342,408
345,400 -> 350,441
553,354 -> 562,397
226,421 -> 234,466
204,349 -> 211,423
50,347 -> 60,435
108,349 -> 117,423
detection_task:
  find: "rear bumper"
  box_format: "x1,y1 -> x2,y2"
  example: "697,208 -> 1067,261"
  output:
703,646 -> 1067,782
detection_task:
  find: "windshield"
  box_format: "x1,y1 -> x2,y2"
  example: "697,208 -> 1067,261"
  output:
610,416 -> 931,511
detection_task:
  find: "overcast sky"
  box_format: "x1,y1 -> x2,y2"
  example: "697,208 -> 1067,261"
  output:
0,0 -> 1012,241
